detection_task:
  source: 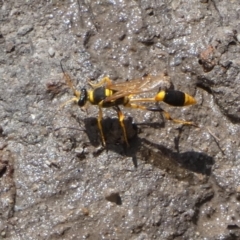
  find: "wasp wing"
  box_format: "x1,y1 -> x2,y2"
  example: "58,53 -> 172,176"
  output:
104,73 -> 171,102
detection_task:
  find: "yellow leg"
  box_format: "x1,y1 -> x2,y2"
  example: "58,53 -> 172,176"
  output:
97,105 -> 106,146
60,97 -> 79,109
125,101 -> 197,127
124,101 -> 151,110
88,77 -> 112,88
114,106 -> 129,147
147,106 -> 197,126
162,111 -> 197,126
128,94 -> 197,126
128,98 -> 155,103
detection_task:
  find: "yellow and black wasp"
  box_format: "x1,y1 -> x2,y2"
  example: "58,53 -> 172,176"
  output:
60,61 -> 196,147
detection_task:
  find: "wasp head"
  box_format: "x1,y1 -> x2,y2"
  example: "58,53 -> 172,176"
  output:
77,88 -> 88,107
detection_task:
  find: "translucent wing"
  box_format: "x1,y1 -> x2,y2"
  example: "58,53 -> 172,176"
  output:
104,72 -> 171,102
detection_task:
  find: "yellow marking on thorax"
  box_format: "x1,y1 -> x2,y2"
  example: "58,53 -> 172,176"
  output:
88,90 -> 94,104
105,88 -> 113,97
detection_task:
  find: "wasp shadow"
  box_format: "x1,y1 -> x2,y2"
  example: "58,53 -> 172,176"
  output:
139,138 -> 214,176
82,116 -> 165,151
82,116 -> 214,178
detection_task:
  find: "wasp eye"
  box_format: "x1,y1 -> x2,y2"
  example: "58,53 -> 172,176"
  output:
78,88 -> 87,107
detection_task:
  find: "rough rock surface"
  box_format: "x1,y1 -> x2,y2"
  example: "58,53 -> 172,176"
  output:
1,0 -> 240,239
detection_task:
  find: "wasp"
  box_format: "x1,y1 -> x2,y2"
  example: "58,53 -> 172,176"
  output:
60,61 -> 196,147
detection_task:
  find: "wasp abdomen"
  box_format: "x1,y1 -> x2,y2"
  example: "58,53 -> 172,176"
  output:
155,90 -> 196,107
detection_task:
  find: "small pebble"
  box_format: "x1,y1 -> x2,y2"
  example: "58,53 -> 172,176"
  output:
6,41 -> 15,53
17,24 -> 34,36
48,47 -> 55,57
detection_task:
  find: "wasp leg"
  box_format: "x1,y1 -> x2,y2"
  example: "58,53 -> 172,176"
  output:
60,97 -> 79,109
128,97 -> 155,103
114,106 -> 129,147
124,102 -> 148,110
88,77 -> 112,88
126,100 -> 197,126
97,104 -> 106,146
147,107 -> 198,126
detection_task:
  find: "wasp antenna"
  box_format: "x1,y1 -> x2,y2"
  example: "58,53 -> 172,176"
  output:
60,59 -> 77,94
60,59 -> 68,80
60,59 -> 65,72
